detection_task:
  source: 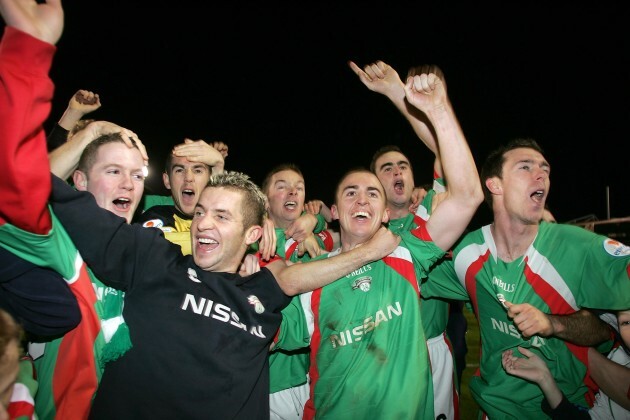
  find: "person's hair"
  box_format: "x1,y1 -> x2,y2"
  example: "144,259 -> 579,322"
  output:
207,171 -> 267,228
260,163 -> 304,195
480,138 -> 545,207
77,133 -> 137,175
0,309 -> 23,363
163,151 -> 210,175
369,145 -> 413,173
69,118 -> 96,137
334,166 -> 384,203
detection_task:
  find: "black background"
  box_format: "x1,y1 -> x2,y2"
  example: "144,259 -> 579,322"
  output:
13,4 -> 629,227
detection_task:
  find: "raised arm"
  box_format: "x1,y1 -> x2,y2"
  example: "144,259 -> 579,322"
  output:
404,66 -> 483,251
171,139 -> 226,175
59,90 -> 101,130
48,120 -> 146,180
0,0 -> 63,45
0,0 -> 63,233
349,60 -> 438,155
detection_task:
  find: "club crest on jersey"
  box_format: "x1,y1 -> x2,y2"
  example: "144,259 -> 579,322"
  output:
603,238 -> 630,257
188,268 -> 201,283
248,295 -> 265,314
352,276 -> 372,292
142,219 -> 164,228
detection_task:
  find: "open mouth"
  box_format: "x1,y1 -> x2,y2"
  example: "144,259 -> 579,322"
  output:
113,197 -> 131,210
284,201 -> 297,210
530,190 -> 544,203
197,237 -> 219,251
352,211 -> 371,220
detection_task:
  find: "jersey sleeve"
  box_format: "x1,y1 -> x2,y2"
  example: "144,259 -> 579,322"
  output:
576,233 -> 630,309
272,293 -> 312,351
0,27 -> 56,234
422,256 -> 469,301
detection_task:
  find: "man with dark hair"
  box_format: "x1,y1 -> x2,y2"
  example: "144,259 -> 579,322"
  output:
423,137 -> 630,418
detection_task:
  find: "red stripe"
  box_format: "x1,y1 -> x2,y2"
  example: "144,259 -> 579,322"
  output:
383,255 -> 420,295
304,288 -> 322,420
465,250 -> 490,378
522,258 -> 597,405
8,400 -> 35,418
52,264 -> 100,419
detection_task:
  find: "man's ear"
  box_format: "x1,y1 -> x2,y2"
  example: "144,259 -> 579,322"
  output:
382,207 -> 390,224
485,177 -> 502,195
73,170 -> 88,191
330,204 -> 339,221
163,172 -> 172,190
245,225 -> 263,246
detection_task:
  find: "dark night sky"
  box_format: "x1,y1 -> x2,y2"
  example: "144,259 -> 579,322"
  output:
16,4 -> 629,227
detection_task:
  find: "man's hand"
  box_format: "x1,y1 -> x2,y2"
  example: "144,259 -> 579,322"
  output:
172,138 -> 225,172
72,89 -> 101,111
361,226 -> 400,261
258,218 -> 277,262
297,234 -> 325,259
505,301 -> 553,338
305,199 -> 333,223
285,213 -> 317,243
348,60 -> 405,100
404,65 -> 448,114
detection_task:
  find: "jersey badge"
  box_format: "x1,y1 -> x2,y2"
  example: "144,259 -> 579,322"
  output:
187,268 -> 201,283
352,276 -> 372,292
603,238 -> 630,257
248,295 -> 265,314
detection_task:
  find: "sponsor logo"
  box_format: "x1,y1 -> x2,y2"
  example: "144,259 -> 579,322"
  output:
181,293 -> 266,338
603,238 -> 630,257
490,317 -> 546,347
352,276 -> 372,292
142,219 -> 164,228
329,302 -> 402,348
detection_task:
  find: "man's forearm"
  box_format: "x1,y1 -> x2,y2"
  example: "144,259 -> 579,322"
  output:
277,246 -> 377,295
550,310 -> 611,346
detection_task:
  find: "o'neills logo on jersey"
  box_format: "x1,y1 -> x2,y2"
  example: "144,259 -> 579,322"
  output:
492,276 -> 515,293
352,276 -> 372,292
329,302 -> 402,348
603,238 -> 630,257
346,264 -> 372,278
181,294 -> 266,338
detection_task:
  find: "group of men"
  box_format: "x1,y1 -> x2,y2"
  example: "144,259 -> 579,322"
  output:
1,1 -> 629,420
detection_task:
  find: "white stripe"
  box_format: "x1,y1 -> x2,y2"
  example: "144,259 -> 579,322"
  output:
525,246 -> 578,310
101,316 -> 125,343
65,250 -> 84,285
10,382 -> 35,405
454,241 -> 489,290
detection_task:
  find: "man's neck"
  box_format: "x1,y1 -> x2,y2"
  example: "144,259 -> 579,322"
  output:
387,204 -> 411,221
490,216 -> 539,263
